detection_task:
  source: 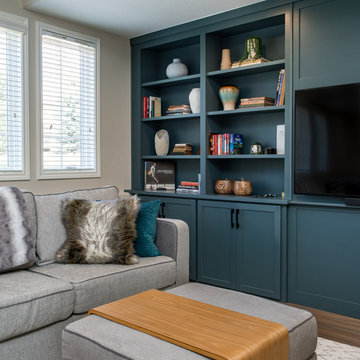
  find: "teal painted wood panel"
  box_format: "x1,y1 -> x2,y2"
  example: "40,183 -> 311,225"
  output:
139,195 -> 197,281
294,0 -> 360,88
161,198 -> 197,281
237,204 -> 281,299
288,206 -> 360,318
197,201 -> 236,289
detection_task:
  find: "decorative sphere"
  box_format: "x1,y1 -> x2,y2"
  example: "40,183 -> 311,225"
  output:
166,58 -> 188,79
219,85 -> 239,111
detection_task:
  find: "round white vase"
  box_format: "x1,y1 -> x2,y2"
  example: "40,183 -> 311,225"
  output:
189,88 -> 201,114
166,58 -> 188,79
154,129 -> 169,156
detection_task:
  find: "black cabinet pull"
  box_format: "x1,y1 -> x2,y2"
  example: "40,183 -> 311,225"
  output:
162,202 -> 166,218
231,209 -> 234,228
236,209 -> 240,228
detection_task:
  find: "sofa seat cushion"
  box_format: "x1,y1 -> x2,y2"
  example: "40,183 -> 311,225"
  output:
0,270 -> 75,342
29,256 -> 176,314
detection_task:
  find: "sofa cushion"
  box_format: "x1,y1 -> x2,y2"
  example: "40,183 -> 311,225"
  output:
22,190 -> 37,247
135,200 -> 161,257
29,256 -> 176,314
56,197 -> 139,265
34,186 -> 120,266
0,270 -> 75,342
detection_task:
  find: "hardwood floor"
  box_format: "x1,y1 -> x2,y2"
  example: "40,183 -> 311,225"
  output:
287,303 -> 360,348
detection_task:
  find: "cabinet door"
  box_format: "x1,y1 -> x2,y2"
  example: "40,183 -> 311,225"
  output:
294,0 -> 360,88
138,195 -> 197,281
288,206 -> 360,318
236,204 -> 281,300
197,201 -> 236,289
161,198 -> 197,281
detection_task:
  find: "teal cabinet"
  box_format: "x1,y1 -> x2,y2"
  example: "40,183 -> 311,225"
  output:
294,0 -> 360,89
139,196 -> 197,281
288,206 -> 360,318
198,200 -> 281,299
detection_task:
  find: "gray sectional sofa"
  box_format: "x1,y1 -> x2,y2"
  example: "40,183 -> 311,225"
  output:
0,186 -> 189,360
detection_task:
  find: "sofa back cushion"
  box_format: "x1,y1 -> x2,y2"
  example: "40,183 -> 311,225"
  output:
35,186 -> 120,265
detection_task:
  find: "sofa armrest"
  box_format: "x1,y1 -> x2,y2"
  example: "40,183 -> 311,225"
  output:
155,218 -> 189,286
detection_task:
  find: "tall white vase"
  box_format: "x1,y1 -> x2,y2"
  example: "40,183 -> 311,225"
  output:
189,88 -> 201,114
154,129 -> 169,156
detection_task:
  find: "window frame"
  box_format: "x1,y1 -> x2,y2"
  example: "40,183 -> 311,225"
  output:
36,22 -> 101,180
0,11 -> 29,181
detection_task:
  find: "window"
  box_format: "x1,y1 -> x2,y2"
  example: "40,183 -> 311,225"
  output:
38,23 -> 100,179
0,12 -> 28,180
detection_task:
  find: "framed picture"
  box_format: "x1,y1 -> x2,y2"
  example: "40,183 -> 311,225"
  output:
144,161 -> 175,191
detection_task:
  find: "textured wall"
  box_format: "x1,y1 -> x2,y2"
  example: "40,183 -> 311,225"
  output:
0,0 -> 131,194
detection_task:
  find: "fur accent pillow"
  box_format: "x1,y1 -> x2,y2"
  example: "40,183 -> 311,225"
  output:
56,197 -> 140,265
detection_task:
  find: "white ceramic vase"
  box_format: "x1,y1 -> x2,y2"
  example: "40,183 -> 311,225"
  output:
166,58 -> 188,79
189,88 -> 201,114
154,129 -> 169,156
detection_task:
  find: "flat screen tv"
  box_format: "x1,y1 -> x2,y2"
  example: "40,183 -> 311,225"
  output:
294,83 -> 360,198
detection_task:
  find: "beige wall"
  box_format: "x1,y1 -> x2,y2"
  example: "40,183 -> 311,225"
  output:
0,0 -> 131,194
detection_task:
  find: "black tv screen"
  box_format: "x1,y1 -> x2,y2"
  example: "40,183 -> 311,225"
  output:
294,83 -> 360,198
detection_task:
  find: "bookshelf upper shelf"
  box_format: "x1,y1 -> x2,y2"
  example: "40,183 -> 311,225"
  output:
208,155 -> 285,159
207,59 -> 285,78
142,114 -> 200,122
142,74 -> 200,88
207,106 -> 285,116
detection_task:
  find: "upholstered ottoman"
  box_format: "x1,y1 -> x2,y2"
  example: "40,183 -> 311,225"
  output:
62,283 -> 317,360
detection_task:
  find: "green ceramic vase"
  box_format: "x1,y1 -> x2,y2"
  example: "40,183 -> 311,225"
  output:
219,85 -> 239,110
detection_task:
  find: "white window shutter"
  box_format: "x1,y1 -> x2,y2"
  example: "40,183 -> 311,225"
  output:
40,27 -> 99,176
0,26 -> 24,172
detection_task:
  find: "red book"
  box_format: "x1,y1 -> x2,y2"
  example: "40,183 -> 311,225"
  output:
143,97 -> 148,118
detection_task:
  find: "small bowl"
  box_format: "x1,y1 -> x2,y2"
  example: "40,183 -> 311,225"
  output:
234,180 -> 253,196
215,179 -> 234,194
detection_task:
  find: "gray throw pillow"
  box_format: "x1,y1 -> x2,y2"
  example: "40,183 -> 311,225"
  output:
56,197 -> 140,265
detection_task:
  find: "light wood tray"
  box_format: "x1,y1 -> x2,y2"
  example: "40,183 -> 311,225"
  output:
89,289 -> 288,360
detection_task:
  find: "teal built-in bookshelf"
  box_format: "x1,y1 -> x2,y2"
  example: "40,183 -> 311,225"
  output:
129,0 -> 360,319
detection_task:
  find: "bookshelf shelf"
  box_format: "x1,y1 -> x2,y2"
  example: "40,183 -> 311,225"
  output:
207,59 -> 285,78
207,106 -> 285,117
142,74 -> 201,88
142,155 -> 200,160
142,114 -> 200,122
207,155 -> 285,159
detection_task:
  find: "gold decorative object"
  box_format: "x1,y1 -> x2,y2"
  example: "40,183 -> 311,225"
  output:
215,179 -> 234,194
234,178 -> 253,196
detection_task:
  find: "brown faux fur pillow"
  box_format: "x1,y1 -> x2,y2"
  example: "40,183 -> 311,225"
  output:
56,197 -> 140,264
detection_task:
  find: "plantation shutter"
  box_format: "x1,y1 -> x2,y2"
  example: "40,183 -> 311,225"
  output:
0,26 -> 24,172
41,29 -> 97,173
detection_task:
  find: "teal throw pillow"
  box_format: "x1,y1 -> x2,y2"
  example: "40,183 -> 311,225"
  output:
135,200 -> 161,257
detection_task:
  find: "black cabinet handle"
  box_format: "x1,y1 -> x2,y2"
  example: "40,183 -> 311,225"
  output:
231,209 -> 234,228
162,202 -> 166,218
236,209 -> 240,228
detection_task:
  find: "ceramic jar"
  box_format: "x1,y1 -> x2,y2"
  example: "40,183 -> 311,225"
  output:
215,179 -> 234,194
154,129 -> 169,156
219,85 -> 239,111
220,49 -> 231,70
189,88 -> 201,114
166,58 -> 188,79
234,179 -> 253,196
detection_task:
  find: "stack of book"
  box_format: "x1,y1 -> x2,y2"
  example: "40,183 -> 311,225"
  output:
166,104 -> 191,116
176,181 -> 199,194
275,69 -> 285,105
171,143 -> 193,155
209,133 -> 243,155
143,96 -> 161,118
239,97 -> 275,108
231,57 -> 270,68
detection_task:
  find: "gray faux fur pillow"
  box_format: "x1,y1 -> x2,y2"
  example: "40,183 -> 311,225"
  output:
56,197 -> 140,265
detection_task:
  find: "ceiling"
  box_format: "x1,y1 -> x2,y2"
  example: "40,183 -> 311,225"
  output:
23,0 -> 265,38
